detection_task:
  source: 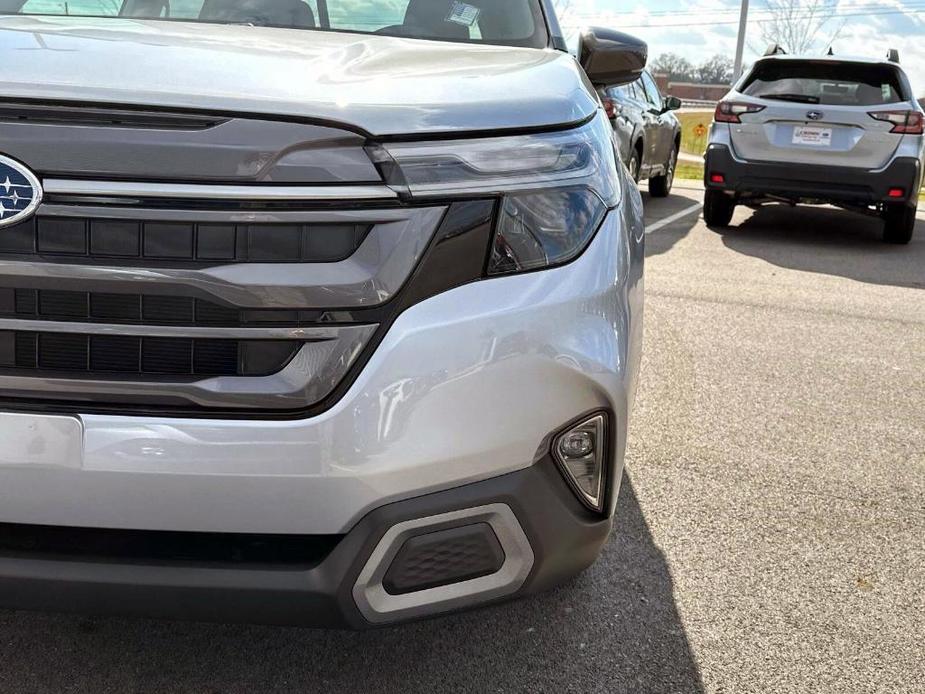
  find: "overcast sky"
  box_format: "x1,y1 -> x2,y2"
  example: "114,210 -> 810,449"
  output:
555,0 -> 925,96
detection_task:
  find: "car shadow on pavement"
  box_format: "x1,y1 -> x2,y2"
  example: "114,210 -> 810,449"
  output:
643,191 -> 701,259
0,474 -> 704,694
717,204 -> 925,289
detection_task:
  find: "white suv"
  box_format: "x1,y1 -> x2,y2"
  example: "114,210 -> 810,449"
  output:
704,49 -> 924,244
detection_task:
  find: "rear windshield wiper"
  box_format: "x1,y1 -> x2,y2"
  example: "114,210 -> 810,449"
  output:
757,93 -> 821,104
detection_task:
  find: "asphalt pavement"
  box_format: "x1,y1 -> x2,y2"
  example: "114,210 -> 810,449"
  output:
0,184 -> 922,693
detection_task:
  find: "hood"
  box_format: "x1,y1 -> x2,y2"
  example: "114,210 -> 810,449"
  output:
0,16 -> 597,136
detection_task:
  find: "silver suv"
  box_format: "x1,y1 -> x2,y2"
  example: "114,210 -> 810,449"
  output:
0,2 -> 645,626
704,50 -> 924,244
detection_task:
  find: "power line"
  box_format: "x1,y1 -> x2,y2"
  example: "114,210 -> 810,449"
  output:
560,0 -> 925,19
558,6 -> 925,29
559,0 -> 925,19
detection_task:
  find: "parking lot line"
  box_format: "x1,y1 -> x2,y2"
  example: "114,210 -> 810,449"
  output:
646,202 -> 703,234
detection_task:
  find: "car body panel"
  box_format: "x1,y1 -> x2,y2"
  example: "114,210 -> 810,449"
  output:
719,56 -> 922,170
0,16 -> 598,136
0,200 -> 644,535
0,3 -> 647,623
726,100 -> 904,169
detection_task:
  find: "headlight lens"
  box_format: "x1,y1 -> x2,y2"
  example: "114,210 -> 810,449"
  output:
371,113 -> 620,276
490,188 -> 607,274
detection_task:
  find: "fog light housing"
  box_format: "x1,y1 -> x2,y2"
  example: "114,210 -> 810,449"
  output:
553,413 -> 608,513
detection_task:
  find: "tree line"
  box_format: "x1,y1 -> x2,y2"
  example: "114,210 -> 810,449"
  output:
650,54 -> 736,86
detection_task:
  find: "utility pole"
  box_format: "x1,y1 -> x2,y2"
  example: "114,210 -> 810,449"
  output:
733,0 -> 749,82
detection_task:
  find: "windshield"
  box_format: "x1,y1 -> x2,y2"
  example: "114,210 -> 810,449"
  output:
741,60 -> 908,107
0,0 -> 549,47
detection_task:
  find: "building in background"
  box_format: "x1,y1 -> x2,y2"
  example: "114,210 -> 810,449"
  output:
653,72 -> 729,106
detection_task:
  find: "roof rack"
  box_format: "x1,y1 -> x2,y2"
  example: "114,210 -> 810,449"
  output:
764,44 -> 787,56
887,48 -> 900,63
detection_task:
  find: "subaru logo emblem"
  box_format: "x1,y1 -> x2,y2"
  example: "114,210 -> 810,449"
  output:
806,111 -> 824,121
0,154 -> 42,229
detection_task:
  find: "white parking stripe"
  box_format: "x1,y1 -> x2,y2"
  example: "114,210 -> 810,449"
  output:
646,202 -> 703,234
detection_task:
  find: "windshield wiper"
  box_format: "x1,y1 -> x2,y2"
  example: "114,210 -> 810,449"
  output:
758,93 -> 821,104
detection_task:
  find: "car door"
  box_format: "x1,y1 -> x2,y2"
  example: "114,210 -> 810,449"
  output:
639,72 -> 671,171
622,80 -> 651,172
604,85 -> 636,165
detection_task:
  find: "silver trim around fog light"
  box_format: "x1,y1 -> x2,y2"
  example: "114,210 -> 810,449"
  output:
352,504 -> 534,624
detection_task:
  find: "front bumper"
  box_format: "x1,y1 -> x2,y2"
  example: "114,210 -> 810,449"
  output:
0,454 -> 612,627
0,200 -> 645,624
705,144 -> 923,205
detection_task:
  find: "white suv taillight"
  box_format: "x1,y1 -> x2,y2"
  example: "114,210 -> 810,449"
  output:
714,101 -> 766,124
868,110 -> 925,135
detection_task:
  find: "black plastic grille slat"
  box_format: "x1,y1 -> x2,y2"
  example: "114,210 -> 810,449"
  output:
38,334 -> 88,371
14,333 -> 36,368
0,331 -> 299,378
90,221 -> 141,257
39,290 -> 88,318
0,218 -> 370,264
194,300 -> 240,324
36,219 -> 87,255
143,296 -> 194,323
0,288 -> 323,327
14,290 -> 37,315
90,335 -> 140,373
144,223 -> 194,259
193,340 -> 239,375
141,337 -> 193,374
90,293 -> 142,321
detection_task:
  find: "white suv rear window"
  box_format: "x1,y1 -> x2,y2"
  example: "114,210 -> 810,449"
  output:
741,60 -> 908,106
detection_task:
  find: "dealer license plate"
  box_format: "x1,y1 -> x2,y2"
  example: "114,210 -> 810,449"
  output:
792,126 -> 833,146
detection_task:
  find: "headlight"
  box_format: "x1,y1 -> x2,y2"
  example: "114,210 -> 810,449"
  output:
369,113 -> 620,276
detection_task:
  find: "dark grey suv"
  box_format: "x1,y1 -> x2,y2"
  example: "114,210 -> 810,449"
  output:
601,71 -> 682,197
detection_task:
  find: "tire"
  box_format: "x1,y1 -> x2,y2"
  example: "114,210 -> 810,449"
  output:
627,148 -> 641,183
882,203 -> 916,244
703,189 -> 735,228
649,147 -> 678,198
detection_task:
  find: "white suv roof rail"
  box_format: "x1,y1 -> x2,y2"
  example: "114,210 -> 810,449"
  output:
764,43 -> 786,57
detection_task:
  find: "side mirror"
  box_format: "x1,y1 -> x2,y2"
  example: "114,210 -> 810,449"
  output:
578,28 -> 647,87
662,95 -> 683,113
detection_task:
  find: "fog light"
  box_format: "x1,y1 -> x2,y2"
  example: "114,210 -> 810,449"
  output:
710,173 -> 726,184
553,414 -> 608,512
888,187 -> 905,198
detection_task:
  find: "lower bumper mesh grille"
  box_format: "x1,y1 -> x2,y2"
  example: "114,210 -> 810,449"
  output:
0,331 -> 299,377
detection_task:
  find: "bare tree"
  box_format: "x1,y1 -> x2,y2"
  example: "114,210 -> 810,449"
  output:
759,0 -> 845,55
651,53 -> 695,83
696,55 -> 734,85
